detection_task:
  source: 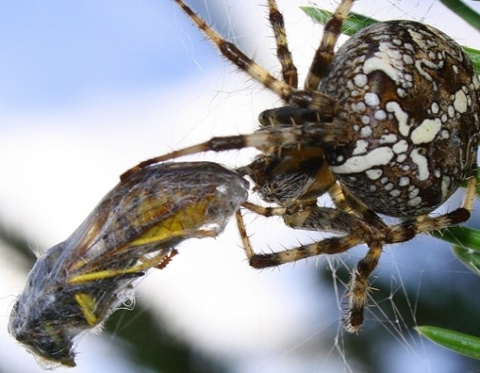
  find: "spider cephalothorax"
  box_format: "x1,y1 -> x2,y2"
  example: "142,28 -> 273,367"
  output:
128,0 -> 479,331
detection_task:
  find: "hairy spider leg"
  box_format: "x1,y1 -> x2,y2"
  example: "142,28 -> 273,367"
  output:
237,201 -> 382,331
236,175 -> 476,331
305,0 -> 354,90
174,0 -> 292,101
173,0 -> 337,112
267,0 -> 298,87
121,123 -> 348,180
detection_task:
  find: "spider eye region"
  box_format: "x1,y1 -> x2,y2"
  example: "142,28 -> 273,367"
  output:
320,20 -> 480,217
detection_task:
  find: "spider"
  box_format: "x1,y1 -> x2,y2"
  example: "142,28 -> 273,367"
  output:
125,0 -> 480,332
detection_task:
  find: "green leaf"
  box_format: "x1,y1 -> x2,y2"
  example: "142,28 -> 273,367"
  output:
301,7 -> 480,73
452,245 -> 480,275
432,226 -> 480,275
465,48 -> 480,73
464,46 -> 480,73
300,7 -> 374,36
439,0 -> 480,32
432,227 -> 480,252
416,326 -> 480,360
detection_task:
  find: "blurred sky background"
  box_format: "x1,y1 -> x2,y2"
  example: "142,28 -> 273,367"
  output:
1,1 -> 480,372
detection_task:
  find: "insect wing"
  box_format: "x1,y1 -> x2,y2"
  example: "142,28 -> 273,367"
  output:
9,161 -> 248,368
66,162 -> 249,280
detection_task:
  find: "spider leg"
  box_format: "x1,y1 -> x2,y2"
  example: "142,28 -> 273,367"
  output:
174,0 -> 292,101
388,209 -> 471,244
346,241 -> 382,332
387,176 -> 477,244
346,177 -> 477,331
236,205 -> 366,266
235,209 -> 256,259
238,200 -> 387,332
305,0 -> 355,90
328,183 -> 350,211
121,123 -> 348,180
241,201 -> 289,216
463,173 -> 478,212
346,177 -> 478,331
267,0 -> 298,87
174,0 -> 337,110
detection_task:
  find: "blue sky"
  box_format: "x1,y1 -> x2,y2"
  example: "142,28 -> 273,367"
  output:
1,0 -> 479,112
0,1 -> 218,112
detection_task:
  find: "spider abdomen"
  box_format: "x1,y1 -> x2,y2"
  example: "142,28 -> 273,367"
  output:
321,20 -> 480,217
